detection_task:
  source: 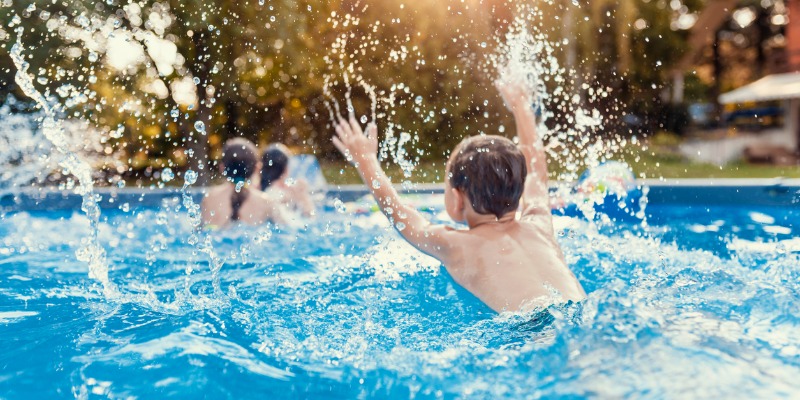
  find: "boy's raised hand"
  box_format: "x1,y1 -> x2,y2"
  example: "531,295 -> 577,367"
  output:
495,79 -> 538,145
328,106 -> 453,262
495,79 -> 532,114
495,78 -> 550,214
332,115 -> 378,166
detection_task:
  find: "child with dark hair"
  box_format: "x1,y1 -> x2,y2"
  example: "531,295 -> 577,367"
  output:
331,82 -> 585,312
201,138 -> 286,227
260,143 -> 315,217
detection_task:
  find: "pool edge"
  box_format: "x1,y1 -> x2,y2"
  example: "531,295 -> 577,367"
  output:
1,179 -> 798,211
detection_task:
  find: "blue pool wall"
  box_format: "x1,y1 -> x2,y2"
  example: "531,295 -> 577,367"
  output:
1,179 -> 799,212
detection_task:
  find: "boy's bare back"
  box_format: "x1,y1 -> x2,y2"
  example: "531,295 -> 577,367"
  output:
436,213 -> 585,312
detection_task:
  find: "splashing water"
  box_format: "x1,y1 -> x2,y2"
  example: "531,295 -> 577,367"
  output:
10,31 -> 116,297
489,6 -> 636,220
181,169 -> 226,301
0,99 -> 118,194
322,4 -> 636,220
492,10 -> 597,166
0,100 -> 51,192
2,203 -> 799,397
322,12 -> 427,189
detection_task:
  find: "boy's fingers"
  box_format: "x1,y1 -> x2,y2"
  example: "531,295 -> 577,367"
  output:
335,115 -> 349,135
338,116 -> 355,138
332,136 -> 347,154
336,120 -> 353,140
334,123 -> 347,141
348,114 -> 363,136
367,123 -> 377,139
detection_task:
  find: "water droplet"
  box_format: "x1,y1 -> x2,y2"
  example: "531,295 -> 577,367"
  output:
156,212 -> 168,225
110,125 -> 124,139
170,109 -> 180,118
184,170 -> 198,185
161,168 -> 174,182
235,181 -> 245,192
360,115 -> 368,124
76,15 -> 90,28
415,96 -> 423,105
372,179 -> 381,189
194,121 -> 206,135
193,77 -> 201,85
120,202 -> 130,212
395,222 -> 406,231
333,199 -> 347,213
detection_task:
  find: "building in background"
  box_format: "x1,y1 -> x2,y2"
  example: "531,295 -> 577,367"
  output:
679,0 -> 800,166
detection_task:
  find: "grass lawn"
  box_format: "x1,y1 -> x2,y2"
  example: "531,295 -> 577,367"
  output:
321,145 -> 800,185
620,146 -> 800,180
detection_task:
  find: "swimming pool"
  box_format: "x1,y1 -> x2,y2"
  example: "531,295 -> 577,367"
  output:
1,183 -> 799,398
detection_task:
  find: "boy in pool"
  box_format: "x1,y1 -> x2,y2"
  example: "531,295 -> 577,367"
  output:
331,82 -> 585,312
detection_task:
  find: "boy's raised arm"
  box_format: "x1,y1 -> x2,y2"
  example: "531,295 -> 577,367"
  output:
332,116 -> 451,259
497,82 -> 551,217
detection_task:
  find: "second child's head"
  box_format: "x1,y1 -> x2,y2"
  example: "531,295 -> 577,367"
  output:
445,135 -> 527,222
260,143 -> 291,190
221,138 -> 259,184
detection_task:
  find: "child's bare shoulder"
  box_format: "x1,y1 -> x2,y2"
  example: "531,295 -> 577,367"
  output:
206,185 -> 226,196
253,189 -> 278,205
202,185 -> 226,204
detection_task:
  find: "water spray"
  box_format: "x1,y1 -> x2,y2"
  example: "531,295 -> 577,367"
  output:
10,28 -> 117,297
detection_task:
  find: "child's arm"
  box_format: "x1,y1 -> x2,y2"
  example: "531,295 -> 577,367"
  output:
497,82 -> 551,216
332,116 -> 452,259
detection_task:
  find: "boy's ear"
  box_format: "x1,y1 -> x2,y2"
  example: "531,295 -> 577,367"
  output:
448,187 -> 466,220
452,187 -> 464,208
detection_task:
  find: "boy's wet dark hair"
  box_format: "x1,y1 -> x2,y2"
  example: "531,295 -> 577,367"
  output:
260,144 -> 290,189
448,135 -> 527,219
221,138 -> 258,221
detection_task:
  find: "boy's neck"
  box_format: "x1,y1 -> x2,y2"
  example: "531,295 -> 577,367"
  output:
465,210 -> 516,229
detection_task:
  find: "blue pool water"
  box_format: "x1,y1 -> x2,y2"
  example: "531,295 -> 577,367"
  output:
1,198 -> 799,398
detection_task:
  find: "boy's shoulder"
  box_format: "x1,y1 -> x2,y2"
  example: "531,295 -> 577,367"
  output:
458,218 -> 551,243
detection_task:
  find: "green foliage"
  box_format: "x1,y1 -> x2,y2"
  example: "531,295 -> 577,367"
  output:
0,0 -> 745,182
